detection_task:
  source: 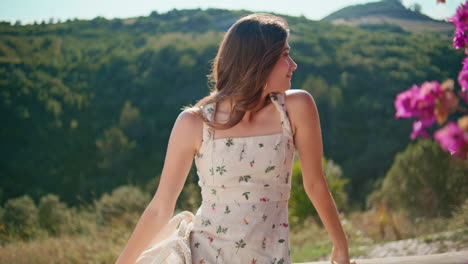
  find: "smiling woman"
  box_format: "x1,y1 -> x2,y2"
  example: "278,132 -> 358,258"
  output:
115,12 -> 355,264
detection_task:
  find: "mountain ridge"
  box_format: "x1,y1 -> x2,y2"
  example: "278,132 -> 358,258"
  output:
322,0 -> 452,33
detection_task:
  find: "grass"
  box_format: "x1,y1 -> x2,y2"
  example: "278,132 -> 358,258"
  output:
0,210 -> 137,264
289,213 -> 375,262
289,205 -> 468,262
289,218 -> 332,262
0,205 -> 467,263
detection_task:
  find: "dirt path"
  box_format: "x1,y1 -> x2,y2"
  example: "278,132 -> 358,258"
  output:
356,229 -> 468,258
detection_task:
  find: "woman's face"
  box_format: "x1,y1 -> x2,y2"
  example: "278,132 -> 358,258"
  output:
265,40 -> 297,93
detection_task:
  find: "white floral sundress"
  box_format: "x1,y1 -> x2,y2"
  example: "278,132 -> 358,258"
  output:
190,91 -> 295,264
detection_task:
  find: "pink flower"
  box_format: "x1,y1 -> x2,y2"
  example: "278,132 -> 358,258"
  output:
413,81 -> 442,126
434,121 -> 468,158
410,120 -> 431,140
417,81 -> 442,102
209,237 -> 214,243
394,82 -> 442,127
458,68 -> 468,92
394,85 -> 419,118
260,197 -> 269,202
458,90 -> 468,104
454,28 -> 468,49
448,3 -> 468,31
280,222 -> 289,227
462,57 -> 468,70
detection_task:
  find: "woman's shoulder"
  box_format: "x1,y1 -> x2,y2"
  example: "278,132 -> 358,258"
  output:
284,89 -> 317,117
284,89 -> 318,137
174,107 -> 204,151
179,107 -> 206,130
284,89 -> 314,104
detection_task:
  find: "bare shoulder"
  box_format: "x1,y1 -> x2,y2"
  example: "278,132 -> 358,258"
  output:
178,107 -> 203,123
175,107 -> 204,153
284,89 -> 318,136
285,89 -> 314,105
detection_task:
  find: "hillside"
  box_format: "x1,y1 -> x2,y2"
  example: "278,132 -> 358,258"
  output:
0,8 -> 463,209
323,0 -> 453,34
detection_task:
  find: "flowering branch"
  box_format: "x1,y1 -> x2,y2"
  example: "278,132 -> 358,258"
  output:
393,0 -> 468,160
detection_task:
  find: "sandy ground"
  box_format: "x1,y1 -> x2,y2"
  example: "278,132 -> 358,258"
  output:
355,229 -> 468,258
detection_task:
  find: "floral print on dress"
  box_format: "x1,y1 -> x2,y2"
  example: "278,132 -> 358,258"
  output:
190,92 -> 294,264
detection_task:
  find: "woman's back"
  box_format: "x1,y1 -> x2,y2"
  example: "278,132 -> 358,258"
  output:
190,91 -> 295,264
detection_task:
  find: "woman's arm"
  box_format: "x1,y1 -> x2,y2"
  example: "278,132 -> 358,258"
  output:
115,109 -> 200,264
287,90 -> 352,263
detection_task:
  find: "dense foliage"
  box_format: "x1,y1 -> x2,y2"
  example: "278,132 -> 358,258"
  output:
0,7 -> 464,211
289,157 -> 349,229
368,139 -> 468,218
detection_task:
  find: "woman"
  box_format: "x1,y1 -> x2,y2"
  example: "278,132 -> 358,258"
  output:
116,13 -> 355,264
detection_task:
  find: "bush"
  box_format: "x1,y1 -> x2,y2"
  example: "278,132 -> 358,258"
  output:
289,156 -> 349,229
0,206 -> 4,222
145,170 -> 201,213
38,193 -> 71,236
94,185 -> 150,224
63,206 -> 99,236
0,206 -> 5,238
368,139 -> 468,218
2,194 -> 43,240
447,198 -> 468,231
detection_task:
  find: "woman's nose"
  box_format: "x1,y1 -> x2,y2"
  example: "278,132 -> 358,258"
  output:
290,59 -> 297,71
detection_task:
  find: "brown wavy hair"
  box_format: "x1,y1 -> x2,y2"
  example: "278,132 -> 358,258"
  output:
183,12 -> 290,130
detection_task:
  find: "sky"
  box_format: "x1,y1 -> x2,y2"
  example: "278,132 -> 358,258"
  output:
0,0 -> 465,25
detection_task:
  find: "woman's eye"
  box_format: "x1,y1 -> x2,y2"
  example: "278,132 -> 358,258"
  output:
284,53 -> 289,56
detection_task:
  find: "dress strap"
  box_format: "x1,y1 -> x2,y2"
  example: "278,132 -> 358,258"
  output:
199,104 -> 215,143
269,92 -> 294,140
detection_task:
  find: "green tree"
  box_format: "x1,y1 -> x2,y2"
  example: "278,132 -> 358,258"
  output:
368,139 -> 468,218
289,157 -> 349,229
410,3 -> 422,14
2,195 -> 42,240
38,194 -> 71,236
94,185 -> 150,224
95,126 -> 136,169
